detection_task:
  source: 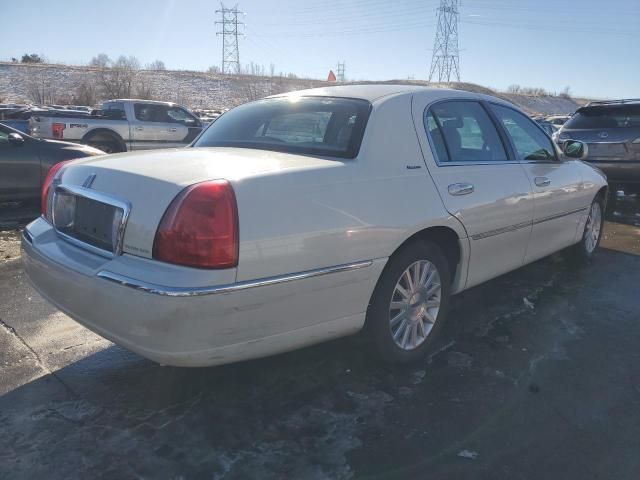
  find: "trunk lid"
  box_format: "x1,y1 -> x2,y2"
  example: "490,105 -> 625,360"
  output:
57,147 -> 341,258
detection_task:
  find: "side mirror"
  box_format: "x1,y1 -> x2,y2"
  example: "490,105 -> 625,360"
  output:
563,140 -> 588,159
8,133 -> 25,146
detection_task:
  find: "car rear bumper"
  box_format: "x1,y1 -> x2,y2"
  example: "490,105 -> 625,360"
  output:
585,160 -> 640,184
22,217 -> 384,367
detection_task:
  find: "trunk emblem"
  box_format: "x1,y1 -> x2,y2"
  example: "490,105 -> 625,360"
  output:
598,131 -> 609,139
82,174 -> 97,189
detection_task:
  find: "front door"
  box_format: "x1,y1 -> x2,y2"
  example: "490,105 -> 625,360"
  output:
413,97 -> 534,288
0,126 -> 40,204
489,104 -> 588,262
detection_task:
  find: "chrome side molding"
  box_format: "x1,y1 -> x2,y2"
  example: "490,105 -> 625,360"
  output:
97,260 -> 375,297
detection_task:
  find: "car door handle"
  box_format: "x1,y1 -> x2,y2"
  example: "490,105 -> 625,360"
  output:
534,177 -> 551,187
448,183 -> 474,196
168,127 -> 177,132
134,126 -> 144,131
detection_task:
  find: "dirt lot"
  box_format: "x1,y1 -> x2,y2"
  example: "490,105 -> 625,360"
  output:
0,194 -> 639,480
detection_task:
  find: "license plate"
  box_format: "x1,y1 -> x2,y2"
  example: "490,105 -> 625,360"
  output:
54,191 -> 124,254
589,143 -> 626,157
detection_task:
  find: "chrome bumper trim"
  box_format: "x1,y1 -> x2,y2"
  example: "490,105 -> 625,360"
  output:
97,260 -> 374,297
22,230 -> 33,244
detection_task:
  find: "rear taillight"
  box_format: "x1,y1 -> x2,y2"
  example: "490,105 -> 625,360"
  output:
153,180 -> 239,269
51,122 -> 65,139
41,160 -> 73,221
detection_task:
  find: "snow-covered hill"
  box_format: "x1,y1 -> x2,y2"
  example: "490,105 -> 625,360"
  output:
0,62 -> 581,115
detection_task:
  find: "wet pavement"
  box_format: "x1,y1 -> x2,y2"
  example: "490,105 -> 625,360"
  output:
0,194 -> 639,479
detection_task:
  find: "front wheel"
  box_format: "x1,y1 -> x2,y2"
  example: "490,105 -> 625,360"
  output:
569,196 -> 604,262
367,241 -> 451,364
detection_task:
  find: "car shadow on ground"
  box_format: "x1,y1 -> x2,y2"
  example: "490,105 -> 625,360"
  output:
2,237 -> 640,479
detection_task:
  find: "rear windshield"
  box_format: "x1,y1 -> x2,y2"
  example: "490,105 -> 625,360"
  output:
565,105 -> 640,129
193,97 -> 371,158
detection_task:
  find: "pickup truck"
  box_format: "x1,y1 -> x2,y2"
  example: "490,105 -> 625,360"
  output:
29,99 -> 204,153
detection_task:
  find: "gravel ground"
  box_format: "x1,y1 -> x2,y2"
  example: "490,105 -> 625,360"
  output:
0,195 -> 639,479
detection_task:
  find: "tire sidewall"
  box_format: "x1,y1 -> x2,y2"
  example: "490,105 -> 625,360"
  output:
580,197 -> 605,260
367,240 -> 451,364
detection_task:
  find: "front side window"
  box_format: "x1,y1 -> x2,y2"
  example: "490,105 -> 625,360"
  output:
193,97 -> 371,159
166,107 -> 199,126
425,101 -> 508,162
491,104 -> 556,161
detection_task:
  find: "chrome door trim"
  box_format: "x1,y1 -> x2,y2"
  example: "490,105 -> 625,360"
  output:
471,206 -> 589,241
97,259 -> 375,297
532,207 -> 588,226
471,220 -> 532,241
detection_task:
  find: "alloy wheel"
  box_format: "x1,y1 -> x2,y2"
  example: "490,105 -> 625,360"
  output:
389,260 -> 441,351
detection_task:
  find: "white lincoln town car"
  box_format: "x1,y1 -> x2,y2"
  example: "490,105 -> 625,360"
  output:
22,85 -> 607,367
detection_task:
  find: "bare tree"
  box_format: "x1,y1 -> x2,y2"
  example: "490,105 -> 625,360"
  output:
90,53 -> 111,68
72,79 -> 98,106
97,55 -> 140,99
21,53 -> 45,64
559,86 -> 572,99
135,75 -> 155,100
507,84 -> 521,94
207,65 -> 221,74
146,60 -> 166,71
27,72 -> 54,104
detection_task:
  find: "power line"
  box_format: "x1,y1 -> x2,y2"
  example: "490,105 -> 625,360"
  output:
429,0 -> 460,83
216,3 -> 245,74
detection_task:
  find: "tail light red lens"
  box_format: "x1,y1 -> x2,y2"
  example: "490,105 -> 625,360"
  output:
51,122 -> 65,139
153,180 -> 239,269
41,160 -> 73,220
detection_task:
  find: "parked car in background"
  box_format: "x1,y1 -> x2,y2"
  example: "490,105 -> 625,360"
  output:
535,118 -> 556,137
546,115 -> 571,128
22,85 -> 607,368
554,99 -> 640,192
29,99 -> 204,153
0,123 -> 102,207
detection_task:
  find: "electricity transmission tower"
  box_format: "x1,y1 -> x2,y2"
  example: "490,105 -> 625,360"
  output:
336,62 -> 346,82
216,3 -> 245,74
428,0 -> 460,83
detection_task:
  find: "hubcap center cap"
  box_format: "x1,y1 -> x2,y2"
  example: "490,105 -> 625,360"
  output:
409,292 -> 422,306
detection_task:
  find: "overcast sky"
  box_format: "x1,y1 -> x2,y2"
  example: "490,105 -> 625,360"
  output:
1,0 -> 638,98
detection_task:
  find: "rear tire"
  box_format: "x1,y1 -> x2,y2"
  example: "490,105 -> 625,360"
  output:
569,196 -> 604,263
85,134 -> 124,154
367,240 -> 451,364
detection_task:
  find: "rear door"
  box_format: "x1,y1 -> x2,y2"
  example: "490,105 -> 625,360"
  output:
130,103 -> 167,150
413,96 -> 534,288
489,103 -> 589,262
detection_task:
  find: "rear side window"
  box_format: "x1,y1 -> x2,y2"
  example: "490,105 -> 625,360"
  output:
425,101 -> 508,163
101,102 -> 125,120
134,104 -> 167,122
194,97 -> 371,159
565,106 -> 640,129
491,104 -> 556,161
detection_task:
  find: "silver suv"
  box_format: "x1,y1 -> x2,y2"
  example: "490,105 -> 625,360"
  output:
555,100 -> 640,192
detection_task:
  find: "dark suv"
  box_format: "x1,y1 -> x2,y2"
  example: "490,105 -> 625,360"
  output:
555,100 -> 640,192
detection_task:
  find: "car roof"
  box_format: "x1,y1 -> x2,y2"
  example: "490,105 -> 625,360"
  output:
106,99 -> 182,107
271,84 -> 514,106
